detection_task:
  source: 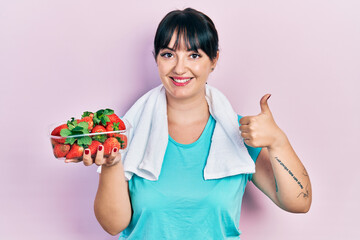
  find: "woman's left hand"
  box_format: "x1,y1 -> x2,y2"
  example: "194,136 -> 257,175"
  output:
239,94 -> 286,149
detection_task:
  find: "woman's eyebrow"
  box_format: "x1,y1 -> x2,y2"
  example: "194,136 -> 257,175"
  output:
162,47 -> 176,51
162,46 -> 199,53
188,48 -> 199,52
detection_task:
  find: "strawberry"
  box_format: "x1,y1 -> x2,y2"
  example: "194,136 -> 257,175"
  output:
91,125 -> 107,143
91,125 -> 106,133
116,134 -> 128,149
107,113 -> 121,123
103,137 -> 120,156
93,109 -> 113,126
53,144 -> 71,158
107,113 -> 120,123
107,114 -> 125,130
51,123 -> 67,136
51,124 -> 68,144
51,138 -> 57,146
88,140 -> 101,157
82,111 -> 94,119
92,109 -> 125,129
66,144 -> 84,159
60,118 -> 92,146
106,122 -> 122,137
77,116 -> 94,131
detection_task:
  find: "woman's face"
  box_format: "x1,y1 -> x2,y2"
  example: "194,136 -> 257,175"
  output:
156,33 -> 219,101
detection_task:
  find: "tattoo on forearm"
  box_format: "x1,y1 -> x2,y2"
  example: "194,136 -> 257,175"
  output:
275,157 -> 304,190
297,184 -> 310,199
274,177 -> 278,192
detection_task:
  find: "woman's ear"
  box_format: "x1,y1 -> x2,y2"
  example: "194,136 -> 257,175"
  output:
211,51 -> 220,71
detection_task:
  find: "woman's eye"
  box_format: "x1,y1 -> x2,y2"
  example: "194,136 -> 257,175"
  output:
160,52 -> 173,58
190,53 -> 201,59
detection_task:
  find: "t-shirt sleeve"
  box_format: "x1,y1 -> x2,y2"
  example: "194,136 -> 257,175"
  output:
238,115 -> 262,181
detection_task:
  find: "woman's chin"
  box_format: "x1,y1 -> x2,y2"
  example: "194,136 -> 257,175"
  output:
163,82 -> 206,101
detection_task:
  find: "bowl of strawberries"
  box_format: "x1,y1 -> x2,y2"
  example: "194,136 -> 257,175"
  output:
50,109 -> 130,160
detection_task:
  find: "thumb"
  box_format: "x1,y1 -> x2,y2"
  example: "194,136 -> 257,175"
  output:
260,94 -> 271,114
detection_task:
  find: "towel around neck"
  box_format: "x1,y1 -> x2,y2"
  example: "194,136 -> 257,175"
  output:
119,84 -> 255,181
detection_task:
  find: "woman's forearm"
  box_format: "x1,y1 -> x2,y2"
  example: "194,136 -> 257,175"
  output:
267,132 -> 312,213
94,162 -> 132,235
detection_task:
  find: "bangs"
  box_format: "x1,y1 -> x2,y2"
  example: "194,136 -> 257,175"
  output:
154,8 -> 218,59
159,24 -> 201,52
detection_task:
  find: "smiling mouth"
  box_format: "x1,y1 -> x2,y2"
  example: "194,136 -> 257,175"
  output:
170,77 -> 193,83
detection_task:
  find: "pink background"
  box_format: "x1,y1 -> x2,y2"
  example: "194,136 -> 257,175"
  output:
1,0 -> 359,239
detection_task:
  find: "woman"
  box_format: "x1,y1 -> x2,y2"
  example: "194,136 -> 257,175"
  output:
70,7 -> 312,239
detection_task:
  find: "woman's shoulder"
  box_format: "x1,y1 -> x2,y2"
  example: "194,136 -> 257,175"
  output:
237,114 -> 244,125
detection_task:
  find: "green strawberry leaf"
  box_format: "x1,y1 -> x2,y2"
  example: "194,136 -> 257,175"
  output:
77,122 -> 89,130
72,126 -> 85,133
116,137 -> 126,149
93,110 -> 103,125
77,136 -> 92,148
72,126 -> 82,131
67,117 -> 78,130
93,116 -> 101,125
96,109 -> 104,116
82,111 -> 93,118
93,109 -> 113,126
104,109 -> 114,115
113,122 -> 120,130
60,129 -> 72,137
60,117 -> 93,146
67,123 -> 75,131
93,134 -> 107,143
65,137 -> 76,145
101,115 -> 110,126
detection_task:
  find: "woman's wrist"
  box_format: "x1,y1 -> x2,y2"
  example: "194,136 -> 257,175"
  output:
267,129 -> 288,151
99,160 -> 123,175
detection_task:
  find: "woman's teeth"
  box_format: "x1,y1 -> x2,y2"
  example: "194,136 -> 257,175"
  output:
171,78 -> 192,83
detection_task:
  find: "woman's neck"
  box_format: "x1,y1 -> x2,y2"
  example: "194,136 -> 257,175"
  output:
166,91 -> 209,125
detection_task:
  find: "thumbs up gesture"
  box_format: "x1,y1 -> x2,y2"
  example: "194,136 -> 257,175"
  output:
239,94 -> 286,149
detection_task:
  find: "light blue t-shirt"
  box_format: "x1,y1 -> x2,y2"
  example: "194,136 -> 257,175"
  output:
119,115 -> 261,240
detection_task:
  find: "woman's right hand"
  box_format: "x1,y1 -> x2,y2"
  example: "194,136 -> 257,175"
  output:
65,145 -> 121,167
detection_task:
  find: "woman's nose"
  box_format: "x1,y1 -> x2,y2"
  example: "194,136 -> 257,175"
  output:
173,57 -> 187,75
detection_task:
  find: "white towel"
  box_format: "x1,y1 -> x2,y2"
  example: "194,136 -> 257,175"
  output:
99,84 -> 256,181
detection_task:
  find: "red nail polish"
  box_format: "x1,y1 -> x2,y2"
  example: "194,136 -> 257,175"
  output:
113,148 -> 118,153
98,145 -> 103,151
85,149 -> 90,155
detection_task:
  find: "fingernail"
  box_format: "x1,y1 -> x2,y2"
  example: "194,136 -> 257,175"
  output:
267,94 -> 271,100
113,148 -> 118,153
85,149 -> 90,155
98,145 -> 103,151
